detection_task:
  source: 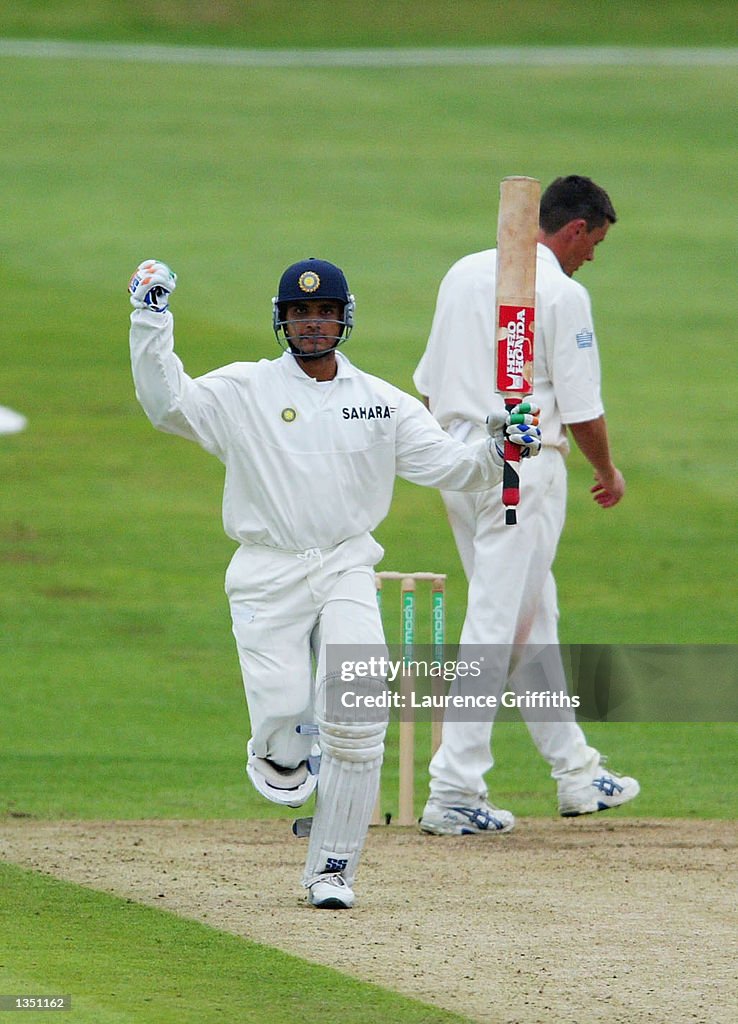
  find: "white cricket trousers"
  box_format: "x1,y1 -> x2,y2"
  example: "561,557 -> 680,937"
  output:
429,444 -> 599,803
225,533 -> 387,768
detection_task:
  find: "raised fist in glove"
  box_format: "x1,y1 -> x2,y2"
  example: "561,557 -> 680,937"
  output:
487,403 -> 542,459
128,259 -> 177,312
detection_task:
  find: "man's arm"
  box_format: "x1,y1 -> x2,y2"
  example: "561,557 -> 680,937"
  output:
128,260 -> 228,458
568,415 -> 625,508
394,393 -> 540,493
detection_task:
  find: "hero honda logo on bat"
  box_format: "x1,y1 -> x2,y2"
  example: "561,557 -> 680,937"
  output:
496,304 -> 534,394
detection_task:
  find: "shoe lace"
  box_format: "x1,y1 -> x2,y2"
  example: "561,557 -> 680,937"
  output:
314,872 -> 347,888
595,756 -> 625,779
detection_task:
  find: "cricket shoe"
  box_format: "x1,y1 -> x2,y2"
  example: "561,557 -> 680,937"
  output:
246,739 -> 318,808
419,798 -> 515,836
558,762 -> 640,817
307,873 -> 355,909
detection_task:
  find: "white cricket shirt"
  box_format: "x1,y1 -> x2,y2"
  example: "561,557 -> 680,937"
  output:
130,310 -> 503,551
413,243 -> 605,453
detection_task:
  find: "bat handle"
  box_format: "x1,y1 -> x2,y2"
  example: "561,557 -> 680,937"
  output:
502,398 -> 522,525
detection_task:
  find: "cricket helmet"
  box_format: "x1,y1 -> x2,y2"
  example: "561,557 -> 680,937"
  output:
272,257 -> 355,356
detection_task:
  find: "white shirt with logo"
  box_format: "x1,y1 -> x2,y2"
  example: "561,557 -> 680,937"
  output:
130,310 -> 503,551
413,243 -> 605,453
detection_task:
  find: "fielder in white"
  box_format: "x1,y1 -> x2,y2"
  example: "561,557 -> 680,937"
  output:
128,256 -> 542,907
414,176 -> 640,836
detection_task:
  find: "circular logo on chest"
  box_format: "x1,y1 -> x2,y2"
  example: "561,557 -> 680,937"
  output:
281,407 -> 297,422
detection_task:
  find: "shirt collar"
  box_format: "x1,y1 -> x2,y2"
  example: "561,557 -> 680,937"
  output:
278,349 -> 356,381
537,242 -> 563,272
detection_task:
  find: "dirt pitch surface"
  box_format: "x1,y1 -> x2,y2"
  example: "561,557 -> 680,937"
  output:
1,817 -> 735,1024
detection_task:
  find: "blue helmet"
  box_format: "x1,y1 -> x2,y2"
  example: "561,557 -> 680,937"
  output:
272,258 -> 355,356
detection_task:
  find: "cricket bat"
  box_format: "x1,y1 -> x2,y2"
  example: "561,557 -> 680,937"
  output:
495,175 -> 540,525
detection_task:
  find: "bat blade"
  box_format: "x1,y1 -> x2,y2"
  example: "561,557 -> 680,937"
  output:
494,175 -> 540,524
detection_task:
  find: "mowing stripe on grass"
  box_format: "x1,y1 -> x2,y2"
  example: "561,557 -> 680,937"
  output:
0,861 -> 471,1024
0,39 -> 736,67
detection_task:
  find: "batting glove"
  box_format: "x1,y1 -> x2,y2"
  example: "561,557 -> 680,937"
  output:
128,259 -> 177,312
487,403 -> 542,459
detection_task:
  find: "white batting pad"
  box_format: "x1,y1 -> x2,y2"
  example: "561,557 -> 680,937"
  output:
301,661 -> 388,886
301,749 -> 382,887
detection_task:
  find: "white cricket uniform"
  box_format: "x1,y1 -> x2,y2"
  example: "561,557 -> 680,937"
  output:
130,308 -> 503,767
413,243 -> 604,803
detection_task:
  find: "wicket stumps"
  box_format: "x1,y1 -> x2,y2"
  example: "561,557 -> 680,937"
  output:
373,571 -> 447,826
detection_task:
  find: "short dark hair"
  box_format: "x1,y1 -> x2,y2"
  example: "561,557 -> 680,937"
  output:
539,175 -> 617,233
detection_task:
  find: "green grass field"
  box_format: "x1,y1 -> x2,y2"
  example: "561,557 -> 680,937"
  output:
0,861 -> 469,1024
0,4 -> 736,1021
3,0 -> 736,47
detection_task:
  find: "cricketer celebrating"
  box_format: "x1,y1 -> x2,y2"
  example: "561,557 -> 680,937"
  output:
128,256 -> 542,908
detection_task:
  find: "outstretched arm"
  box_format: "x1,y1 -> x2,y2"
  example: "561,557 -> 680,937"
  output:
395,394 -> 541,492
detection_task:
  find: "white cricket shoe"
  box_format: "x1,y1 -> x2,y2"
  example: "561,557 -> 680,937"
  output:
246,739 -> 318,808
558,762 -> 640,817
419,798 -> 515,836
307,873 -> 355,909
